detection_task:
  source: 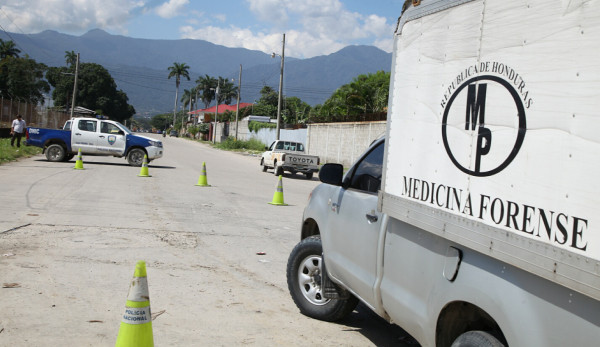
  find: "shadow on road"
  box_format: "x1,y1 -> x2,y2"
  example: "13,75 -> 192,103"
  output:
337,303 -> 420,346
33,159 -> 176,169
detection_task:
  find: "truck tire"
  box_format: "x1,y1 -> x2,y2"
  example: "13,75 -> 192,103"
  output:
286,236 -> 358,322
127,148 -> 146,167
451,331 -> 505,347
305,172 -> 313,179
261,158 -> 267,172
274,161 -> 283,176
46,144 -> 66,162
64,154 -> 75,162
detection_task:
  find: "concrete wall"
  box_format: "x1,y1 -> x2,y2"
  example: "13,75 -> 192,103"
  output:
306,121 -> 386,167
232,119 -> 387,167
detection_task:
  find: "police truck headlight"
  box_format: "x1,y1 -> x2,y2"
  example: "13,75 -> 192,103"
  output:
149,140 -> 162,147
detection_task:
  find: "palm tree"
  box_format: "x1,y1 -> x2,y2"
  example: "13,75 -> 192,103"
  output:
196,74 -> 217,109
216,77 -> 238,105
0,39 -> 21,59
181,88 -> 196,123
167,62 -> 190,129
65,51 -> 77,67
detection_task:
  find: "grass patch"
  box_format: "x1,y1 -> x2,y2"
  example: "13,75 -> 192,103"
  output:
0,138 -> 43,165
213,137 -> 266,153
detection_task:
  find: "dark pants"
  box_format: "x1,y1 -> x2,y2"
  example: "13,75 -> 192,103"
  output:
11,132 -> 23,147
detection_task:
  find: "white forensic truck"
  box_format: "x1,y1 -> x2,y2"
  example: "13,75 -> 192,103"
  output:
286,1 -> 600,346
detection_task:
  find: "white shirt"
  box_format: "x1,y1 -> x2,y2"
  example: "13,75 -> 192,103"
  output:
12,119 -> 26,133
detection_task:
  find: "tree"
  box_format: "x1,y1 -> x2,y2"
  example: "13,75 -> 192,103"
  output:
284,97 -> 311,125
0,56 -> 50,104
150,113 -> 171,131
196,74 -> 217,109
65,51 -> 77,67
216,77 -> 237,105
46,62 -> 135,122
0,39 -> 20,59
315,71 -> 390,122
181,88 -> 195,114
167,62 -> 190,129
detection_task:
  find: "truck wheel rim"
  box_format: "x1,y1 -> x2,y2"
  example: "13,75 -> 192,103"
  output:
297,255 -> 329,306
48,147 -> 60,160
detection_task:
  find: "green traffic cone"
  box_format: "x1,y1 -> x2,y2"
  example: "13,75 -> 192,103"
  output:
138,155 -> 151,177
74,148 -> 84,170
269,175 -> 288,206
195,162 -> 211,187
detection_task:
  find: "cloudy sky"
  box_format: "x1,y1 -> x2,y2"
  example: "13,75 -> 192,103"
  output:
0,0 -> 403,59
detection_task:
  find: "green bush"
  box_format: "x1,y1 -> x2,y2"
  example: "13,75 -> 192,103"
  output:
214,137 -> 266,152
0,138 -> 42,164
248,121 -> 276,133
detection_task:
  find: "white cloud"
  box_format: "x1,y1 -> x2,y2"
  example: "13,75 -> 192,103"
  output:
155,0 -> 189,19
184,0 -> 395,58
0,0 -> 395,58
0,0 -> 145,34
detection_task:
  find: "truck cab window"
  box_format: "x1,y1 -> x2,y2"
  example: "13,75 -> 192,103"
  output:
348,141 -> 384,193
78,120 -> 97,132
276,142 -> 284,150
101,122 -> 121,134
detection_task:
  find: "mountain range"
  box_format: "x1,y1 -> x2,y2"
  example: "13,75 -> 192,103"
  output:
1,29 -> 392,116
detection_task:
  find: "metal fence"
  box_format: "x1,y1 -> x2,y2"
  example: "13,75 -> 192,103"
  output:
0,97 -> 71,132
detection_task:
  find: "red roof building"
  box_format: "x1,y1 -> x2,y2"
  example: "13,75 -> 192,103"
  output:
188,103 -> 253,115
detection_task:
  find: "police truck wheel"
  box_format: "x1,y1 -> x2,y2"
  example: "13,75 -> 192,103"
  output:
305,172 -> 313,179
64,154 -> 75,162
261,159 -> 267,172
286,236 -> 358,322
451,331 -> 505,347
46,144 -> 66,162
127,148 -> 146,167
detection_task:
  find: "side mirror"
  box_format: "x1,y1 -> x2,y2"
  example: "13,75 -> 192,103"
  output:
118,130 -> 125,136
319,163 -> 344,186
265,146 -> 269,150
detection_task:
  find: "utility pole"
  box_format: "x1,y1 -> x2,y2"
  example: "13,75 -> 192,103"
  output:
275,33 -> 285,140
235,64 -> 242,140
70,53 -> 80,119
212,80 -> 220,144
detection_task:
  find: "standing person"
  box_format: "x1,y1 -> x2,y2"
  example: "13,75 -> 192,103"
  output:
10,114 -> 26,148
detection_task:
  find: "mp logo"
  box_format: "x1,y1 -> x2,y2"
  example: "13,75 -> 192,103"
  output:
441,75 -> 526,177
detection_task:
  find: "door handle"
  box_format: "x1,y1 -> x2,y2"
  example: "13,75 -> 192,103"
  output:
75,133 -> 81,136
366,213 -> 378,223
99,135 -> 105,138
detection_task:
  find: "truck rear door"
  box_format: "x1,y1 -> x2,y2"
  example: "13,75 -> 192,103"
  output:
72,119 -> 99,154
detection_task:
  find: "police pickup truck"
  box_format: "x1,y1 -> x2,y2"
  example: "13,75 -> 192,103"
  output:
26,117 -> 163,166
260,140 -> 319,179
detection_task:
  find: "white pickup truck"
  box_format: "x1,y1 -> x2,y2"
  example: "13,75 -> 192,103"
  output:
26,117 -> 163,166
260,140 -> 319,179
286,1 -> 600,346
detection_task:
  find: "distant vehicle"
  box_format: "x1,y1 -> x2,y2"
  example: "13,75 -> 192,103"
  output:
169,130 -> 178,137
26,117 -> 163,166
260,140 -> 319,179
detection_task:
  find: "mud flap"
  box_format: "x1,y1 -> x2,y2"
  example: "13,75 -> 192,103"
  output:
321,254 -> 350,300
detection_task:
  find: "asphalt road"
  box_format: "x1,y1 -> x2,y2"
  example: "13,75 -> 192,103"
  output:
0,134 -> 416,346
